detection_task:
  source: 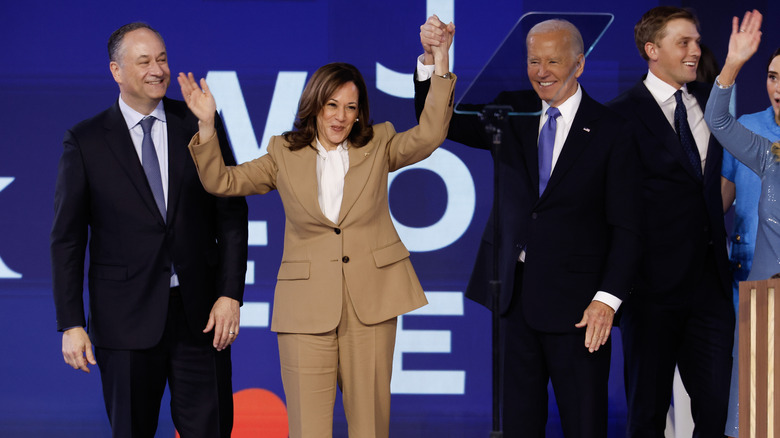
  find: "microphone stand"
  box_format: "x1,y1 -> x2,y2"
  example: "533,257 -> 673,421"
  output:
479,104 -> 513,438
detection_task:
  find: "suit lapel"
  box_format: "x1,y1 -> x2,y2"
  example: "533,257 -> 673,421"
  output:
164,98 -> 187,226
631,82 -> 702,182
103,101 -> 166,226
339,142 -> 374,224
540,94 -> 599,200
283,143 -> 333,226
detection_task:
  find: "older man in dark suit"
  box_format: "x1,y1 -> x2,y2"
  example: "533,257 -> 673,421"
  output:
607,6 -> 734,437
51,22 -> 248,438
415,17 -> 641,437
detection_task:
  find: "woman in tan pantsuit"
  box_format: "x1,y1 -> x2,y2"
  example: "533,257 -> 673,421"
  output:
177,17 -> 455,438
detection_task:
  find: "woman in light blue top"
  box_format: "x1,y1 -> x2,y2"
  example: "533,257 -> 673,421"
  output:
719,45 -> 780,437
706,10 -> 780,284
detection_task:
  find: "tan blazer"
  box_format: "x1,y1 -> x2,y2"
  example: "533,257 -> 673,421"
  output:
189,74 -> 456,333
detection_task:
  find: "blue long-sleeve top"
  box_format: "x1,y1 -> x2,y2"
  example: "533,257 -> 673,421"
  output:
706,82 -> 780,281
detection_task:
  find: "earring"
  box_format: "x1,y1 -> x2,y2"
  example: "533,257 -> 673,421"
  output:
355,118 -> 359,122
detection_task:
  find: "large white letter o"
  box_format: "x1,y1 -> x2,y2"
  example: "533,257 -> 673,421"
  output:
388,148 -> 475,252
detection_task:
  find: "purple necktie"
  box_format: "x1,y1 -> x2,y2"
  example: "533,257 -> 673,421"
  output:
538,106 -> 561,195
674,90 -> 702,179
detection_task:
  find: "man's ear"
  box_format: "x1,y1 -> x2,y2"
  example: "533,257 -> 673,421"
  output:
574,54 -> 585,78
110,61 -> 121,84
644,42 -> 658,62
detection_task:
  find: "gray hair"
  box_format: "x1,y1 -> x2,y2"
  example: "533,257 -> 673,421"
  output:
526,19 -> 584,58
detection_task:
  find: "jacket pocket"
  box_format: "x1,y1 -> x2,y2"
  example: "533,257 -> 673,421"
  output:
89,263 -> 127,281
372,241 -> 410,268
277,261 -> 310,280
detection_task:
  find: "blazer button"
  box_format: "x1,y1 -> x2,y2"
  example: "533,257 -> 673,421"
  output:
342,256 -> 350,263
334,228 -> 341,235
531,212 -> 538,219
737,262 -> 743,269
735,234 -> 741,242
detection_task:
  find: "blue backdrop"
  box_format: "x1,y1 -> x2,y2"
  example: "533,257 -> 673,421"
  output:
1,0 -> 779,436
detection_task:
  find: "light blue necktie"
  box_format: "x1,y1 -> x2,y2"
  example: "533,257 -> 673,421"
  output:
140,116 -> 166,222
538,106 -> 561,195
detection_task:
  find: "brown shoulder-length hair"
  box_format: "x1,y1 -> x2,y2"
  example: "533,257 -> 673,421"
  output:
283,62 -> 374,151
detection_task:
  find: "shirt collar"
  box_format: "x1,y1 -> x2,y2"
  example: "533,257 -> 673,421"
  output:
644,69 -> 689,103
315,137 -> 349,158
118,96 -> 167,130
540,82 -> 582,125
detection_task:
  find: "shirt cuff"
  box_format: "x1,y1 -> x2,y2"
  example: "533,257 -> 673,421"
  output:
593,291 -> 622,313
715,75 -> 735,89
416,54 -> 435,82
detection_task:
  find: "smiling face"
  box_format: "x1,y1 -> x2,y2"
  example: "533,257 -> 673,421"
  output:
110,28 -> 170,114
768,56 -> 780,125
526,29 -> 584,107
316,81 -> 359,150
646,18 -> 700,89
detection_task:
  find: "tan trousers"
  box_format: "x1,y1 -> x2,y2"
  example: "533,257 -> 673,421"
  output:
277,285 -> 397,438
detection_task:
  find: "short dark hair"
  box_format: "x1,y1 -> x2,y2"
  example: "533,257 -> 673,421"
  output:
768,48 -> 780,72
634,6 -> 699,61
283,62 -> 374,151
108,22 -> 164,63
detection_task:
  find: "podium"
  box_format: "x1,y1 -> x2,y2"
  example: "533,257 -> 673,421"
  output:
739,278 -> 780,437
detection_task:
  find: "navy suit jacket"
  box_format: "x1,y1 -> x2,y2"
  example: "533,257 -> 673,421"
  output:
415,79 -> 642,333
607,79 -> 730,300
51,97 -> 248,349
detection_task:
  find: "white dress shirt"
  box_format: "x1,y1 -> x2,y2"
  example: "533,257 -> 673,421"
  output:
315,138 -> 350,224
643,70 -> 710,172
117,96 -> 178,287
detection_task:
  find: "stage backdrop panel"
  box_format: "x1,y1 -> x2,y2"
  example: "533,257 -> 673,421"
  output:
2,0 -> 778,436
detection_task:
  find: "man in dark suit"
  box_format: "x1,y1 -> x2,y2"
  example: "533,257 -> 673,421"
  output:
415,17 -> 641,437
51,22 -> 248,438
607,7 -> 734,437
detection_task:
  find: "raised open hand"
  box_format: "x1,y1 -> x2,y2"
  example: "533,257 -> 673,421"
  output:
720,10 -> 763,86
727,10 -> 763,66
178,72 -> 216,126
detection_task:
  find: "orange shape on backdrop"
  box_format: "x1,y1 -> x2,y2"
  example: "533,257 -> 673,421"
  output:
175,388 -> 288,438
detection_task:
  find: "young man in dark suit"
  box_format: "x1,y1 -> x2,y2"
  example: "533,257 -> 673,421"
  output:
415,16 -> 641,437
51,22 -> 248,438
607,7 -> 734,437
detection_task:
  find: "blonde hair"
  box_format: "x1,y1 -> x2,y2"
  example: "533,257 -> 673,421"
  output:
772,142 -> 780,161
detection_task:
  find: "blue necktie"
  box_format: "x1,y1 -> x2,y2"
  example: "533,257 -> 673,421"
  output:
674,90 -> 702,179
140,116 -> 166,222
538,106 -> 561,195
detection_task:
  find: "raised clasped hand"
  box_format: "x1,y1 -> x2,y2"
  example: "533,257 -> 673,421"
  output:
420,15 -> 455,64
